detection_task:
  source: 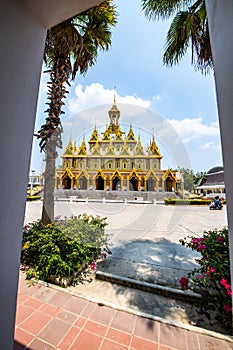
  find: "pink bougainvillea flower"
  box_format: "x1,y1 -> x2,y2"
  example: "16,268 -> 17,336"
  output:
179,277 -> 188,289
220,278 -> 231,290
217,236 -> 224,244
90,262 -> 96,271
191,237 -> 203,245
206,266 -> 216,277
198,244 -> 207,251
223,304 -> 232,313
199,275 -> 203,279
226,289 -> 232,297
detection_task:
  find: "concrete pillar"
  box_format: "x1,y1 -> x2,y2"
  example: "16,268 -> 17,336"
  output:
1,0 -> 101,348
0,1 -> 46,348
206,0 -> 233,306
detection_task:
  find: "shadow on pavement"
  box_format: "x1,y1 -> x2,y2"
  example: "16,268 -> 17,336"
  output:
97,238 -> 230,335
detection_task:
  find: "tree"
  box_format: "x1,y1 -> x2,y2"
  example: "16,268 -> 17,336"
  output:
141,0 -> 213,73
35,1 -> 117,224
178,167 -> 194,192
193,171 -> 207,185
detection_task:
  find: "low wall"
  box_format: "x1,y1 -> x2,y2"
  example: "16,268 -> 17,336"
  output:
54,189 -> 178,201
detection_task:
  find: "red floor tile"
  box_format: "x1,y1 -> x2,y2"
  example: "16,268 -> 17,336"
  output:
58,326 -> 80,350
20,310 -> 52,335
49,291 -> 72,307
15,305 -> 34,326
24,297 -> 44,309
80,300 -> 96,317
106,327 -> 131,346
85,320 -> 108,336
101,339 -> 129,350
63,296 -> 89,314
89,305 -> 115,326
160,323 -> 187,350
159,345 -> 177,350
55,309 -> 78,324
58,327 -> 80,350
27,338 -> 55,349
131,335 -> 158,350
110,310 -> 136,333
198,333 -> 229,350
39,303 -> 60,316
70,329 -> 103,350
185,330 -> 200,350
74,316 -> 88,328
30,287 -> 57,303
14,327 -> 34,347
134,317 -> 159,342
20,284 -> 42,297
38,318 -> 71,346
16,293 -> 29,305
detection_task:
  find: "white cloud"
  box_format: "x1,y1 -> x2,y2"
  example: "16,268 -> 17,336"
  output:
68,83 -> 152,114
167,117 -> 220,143
200,142 -> 221,150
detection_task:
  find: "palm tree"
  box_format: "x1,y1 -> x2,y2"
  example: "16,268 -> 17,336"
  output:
35,1 -> 117,224
141,0 -> 213,73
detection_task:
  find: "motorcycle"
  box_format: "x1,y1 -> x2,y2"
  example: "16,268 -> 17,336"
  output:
209,201 -> 223,210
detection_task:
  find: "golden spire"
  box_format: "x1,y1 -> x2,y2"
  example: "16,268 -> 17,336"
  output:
113,86 -> 117,106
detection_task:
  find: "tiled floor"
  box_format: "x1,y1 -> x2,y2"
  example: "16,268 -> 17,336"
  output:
14,273 -> 233,350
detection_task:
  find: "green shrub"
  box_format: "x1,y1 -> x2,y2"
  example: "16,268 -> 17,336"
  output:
179,227 -> 231,332
165,198 -> 226,205
21,214 -> 109,287
26,196 -> 41,201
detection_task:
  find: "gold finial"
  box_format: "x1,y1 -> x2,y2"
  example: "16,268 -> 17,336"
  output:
114,86 -> 116,105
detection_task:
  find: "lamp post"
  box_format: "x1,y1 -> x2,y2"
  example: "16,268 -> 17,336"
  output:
31,169 -> 35,195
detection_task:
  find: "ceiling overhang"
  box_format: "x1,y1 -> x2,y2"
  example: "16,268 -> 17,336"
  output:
25,0 -> 104,28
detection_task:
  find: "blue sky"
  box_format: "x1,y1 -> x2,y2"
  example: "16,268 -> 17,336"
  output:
31,0 -> 223,175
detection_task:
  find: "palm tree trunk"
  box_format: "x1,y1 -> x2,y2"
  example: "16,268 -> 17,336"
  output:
41,133 -> 57,224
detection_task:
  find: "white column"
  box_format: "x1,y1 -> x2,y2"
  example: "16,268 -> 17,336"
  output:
0,1 -> 46,348
0,0 -> 102,348
206,0 -> 233,308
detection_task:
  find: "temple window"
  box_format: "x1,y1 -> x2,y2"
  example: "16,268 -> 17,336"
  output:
108,162 -> 113,169
123,162 -> 127,169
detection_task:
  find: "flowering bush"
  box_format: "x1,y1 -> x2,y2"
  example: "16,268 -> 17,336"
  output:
21,214 -> 110,287
179,227 -> 232,330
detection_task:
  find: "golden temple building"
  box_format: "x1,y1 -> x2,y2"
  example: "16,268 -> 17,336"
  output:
55,98 -> 179,192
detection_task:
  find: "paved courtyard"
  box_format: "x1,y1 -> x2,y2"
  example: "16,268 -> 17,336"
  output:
24,200 -> 227,244
16,200 -> 233,349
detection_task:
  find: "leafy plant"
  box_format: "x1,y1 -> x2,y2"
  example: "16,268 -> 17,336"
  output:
179,227 -> 232,331
21,214 -> 109,287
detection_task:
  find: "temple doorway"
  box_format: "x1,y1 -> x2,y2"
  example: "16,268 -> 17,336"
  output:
165,177 -> 174,191
79,176 -> 87,190
62,176 -> 71,189
147,176 -> 156,191
112,176 -> 121,190
96,176 -> 104,190
129,176 -> 138,191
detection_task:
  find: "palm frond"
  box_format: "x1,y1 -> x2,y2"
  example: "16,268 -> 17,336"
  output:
163,11 -> 191,66
141,0 -> 192,20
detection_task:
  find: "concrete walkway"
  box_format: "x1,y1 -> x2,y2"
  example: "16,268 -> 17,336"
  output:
16,200 -> 233,348
15,271 -> 233,349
